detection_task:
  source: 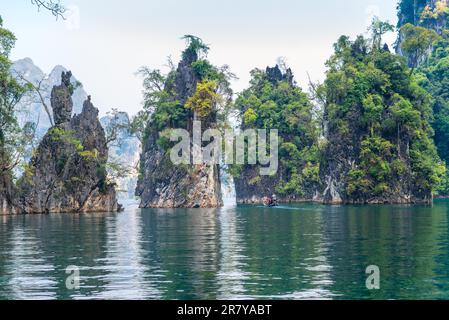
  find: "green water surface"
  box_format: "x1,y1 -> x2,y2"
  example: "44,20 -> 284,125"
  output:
1,200 -> 449,300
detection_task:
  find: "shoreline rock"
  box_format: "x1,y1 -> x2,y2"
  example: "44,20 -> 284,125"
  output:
17,72 -> 121,214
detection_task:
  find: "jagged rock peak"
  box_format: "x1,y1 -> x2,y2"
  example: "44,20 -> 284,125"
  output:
174,49 -> 199,104
51,71 -> 74,125
266,65 -> 294,86
17,77 -> 121,214
80,96 -> 98,117
61,70 -> 72,87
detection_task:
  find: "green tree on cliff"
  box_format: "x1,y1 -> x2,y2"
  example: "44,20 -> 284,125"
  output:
400,23 -> 440,69
0,16 -> 28,174
319,28 -> 444,201
416,30 -> 449,193
233,65 -> 320,197
132,36 -> 234,145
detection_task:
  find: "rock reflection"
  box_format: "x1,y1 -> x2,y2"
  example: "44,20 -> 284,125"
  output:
1,201 -> 449,299
144,208 -> 220,299
7,225 -> 57,299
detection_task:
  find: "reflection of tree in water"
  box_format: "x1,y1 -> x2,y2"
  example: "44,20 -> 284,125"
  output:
2,202 -> 449,299
322,204 -> 449,299
0,213 -> 112,299
2,221 -> 57,299
235,206 -> 336,299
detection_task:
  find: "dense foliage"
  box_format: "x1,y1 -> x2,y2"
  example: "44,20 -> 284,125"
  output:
0,16 -> 27,174
400,23 -> 440,68
395,1 -> 449,195
397,0 -> 449,29
417,30 -> 449,193
320,33 -> 444,200
132,36 -> 233,152
233,66 -> 320,197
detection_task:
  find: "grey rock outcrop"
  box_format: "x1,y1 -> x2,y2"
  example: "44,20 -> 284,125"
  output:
18,72 -> 121,214
12,59 -> 87,137
137,149 -> 222,208
0,171 -> 20,215
51,71 -> 73,125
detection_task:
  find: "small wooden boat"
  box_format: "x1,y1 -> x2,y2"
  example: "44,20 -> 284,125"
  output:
265,202 -> 278,208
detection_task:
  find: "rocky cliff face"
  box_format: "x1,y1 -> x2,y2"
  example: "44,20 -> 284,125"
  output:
137,148 -> 222,208
320,141 -> 432,205
18,71 -> 120,214
0,171 -> 20,215
136,48 -> 223,208
235,167 -> 318,205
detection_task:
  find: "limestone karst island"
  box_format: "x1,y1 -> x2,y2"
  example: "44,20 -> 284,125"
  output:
2,0 -> 449,302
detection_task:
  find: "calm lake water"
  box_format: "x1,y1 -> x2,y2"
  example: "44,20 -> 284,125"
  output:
1,199 -> 449,300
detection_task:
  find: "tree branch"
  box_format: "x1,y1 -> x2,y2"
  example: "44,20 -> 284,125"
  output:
13,71 -> 55,127
30,0 -> 66,20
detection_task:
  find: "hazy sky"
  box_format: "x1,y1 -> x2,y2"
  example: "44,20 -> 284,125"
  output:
1,0 -> 398,116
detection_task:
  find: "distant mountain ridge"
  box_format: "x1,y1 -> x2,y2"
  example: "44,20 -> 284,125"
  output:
12,58 -> 88,133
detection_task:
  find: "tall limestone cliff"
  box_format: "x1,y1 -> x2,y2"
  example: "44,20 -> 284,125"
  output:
233,65 -> 320,204
136,38 -> 227,208
18,71 -> 121,213
12,58 -> 140,200
320,35 -> 442,205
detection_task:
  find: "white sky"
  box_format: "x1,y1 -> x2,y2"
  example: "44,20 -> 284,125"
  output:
2,0 -> 398,116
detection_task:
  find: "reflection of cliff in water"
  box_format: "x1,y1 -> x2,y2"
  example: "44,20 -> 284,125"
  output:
7,227 -> 58,299
141,208 -> 220,299
0,213 -> 111,299
2,202 -> 449,299
321,205 -> 449,299
234,206 -> 336,299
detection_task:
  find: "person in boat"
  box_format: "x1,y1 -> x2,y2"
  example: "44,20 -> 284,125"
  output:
262,196 -> 270,206
262,195 -> 278,207
271,194 -> 278,206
